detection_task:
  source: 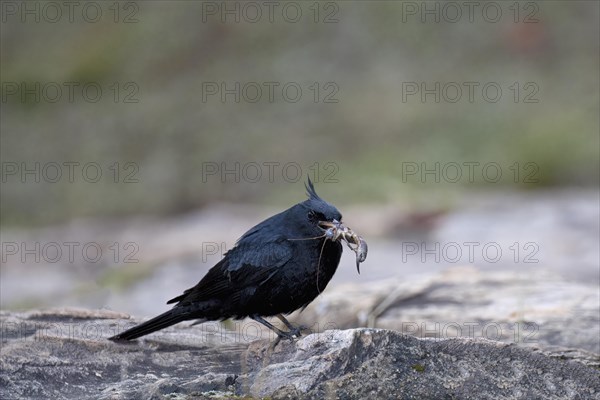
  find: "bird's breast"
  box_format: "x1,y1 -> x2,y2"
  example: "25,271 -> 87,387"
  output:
281,239 -> 343,306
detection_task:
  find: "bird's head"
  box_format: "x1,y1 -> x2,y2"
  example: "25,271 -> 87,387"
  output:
300,178 -> 368,273
301,177 -> 343,233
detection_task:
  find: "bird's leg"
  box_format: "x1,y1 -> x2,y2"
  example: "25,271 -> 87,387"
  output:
251,315 -> 295,341
276,314 -> 310,338
275,314 -> 296,330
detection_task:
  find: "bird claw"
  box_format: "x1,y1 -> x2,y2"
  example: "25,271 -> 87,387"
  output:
279,331 -> 297,341
269,325 -> 311,351
287,324 -> 311,338
278,324 -> 310,340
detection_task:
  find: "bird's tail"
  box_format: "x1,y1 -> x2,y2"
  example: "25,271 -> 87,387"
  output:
109,308 -> 187,341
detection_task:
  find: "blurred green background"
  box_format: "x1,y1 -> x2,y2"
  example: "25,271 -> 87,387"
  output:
1,1 -> 598,227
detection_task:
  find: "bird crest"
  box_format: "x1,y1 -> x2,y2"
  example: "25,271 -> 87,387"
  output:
305,177 -> 322,201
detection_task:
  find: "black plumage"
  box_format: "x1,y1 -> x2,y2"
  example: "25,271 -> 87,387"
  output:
109,179 -> 360,342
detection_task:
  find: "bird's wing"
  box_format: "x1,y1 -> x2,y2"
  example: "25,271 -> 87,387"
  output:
226,238 -> 292,272
167,237 -> 293,305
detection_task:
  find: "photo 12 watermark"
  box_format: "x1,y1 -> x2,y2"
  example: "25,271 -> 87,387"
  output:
400,321 -> 539,343
200,81 -> 339,104
201,242 -> 228,263
401,82 -> 540,104
400,162 -> 540,184
400,241 -> 540,264
201,161 -> 339,184
399,1 -> 540,24
0,320 -> 340,344
1,161 -> 140,184
1,82 -> 140,104
199,1 -> 340,24
1,241 -> 140,265
1,1 -> 140,24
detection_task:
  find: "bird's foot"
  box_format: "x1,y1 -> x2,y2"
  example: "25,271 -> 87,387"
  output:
269,325 -> 311,350
276,329 -> 297,342
286,324 -> 311,339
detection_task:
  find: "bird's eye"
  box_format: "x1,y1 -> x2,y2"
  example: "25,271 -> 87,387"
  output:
308,210 -> 325,221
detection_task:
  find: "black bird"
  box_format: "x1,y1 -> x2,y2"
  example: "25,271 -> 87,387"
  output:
109,179 -> 366,342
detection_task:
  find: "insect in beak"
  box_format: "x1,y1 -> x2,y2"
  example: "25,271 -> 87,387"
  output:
318,220 -> 368,274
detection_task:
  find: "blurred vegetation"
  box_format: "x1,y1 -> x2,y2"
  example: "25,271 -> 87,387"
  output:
1,2 -> 598,227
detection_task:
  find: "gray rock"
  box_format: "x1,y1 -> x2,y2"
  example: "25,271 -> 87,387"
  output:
292,266 -> 600,355
1,309 -> 599,399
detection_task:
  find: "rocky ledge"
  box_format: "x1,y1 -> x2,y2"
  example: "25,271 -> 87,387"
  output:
1,309 -> 599,399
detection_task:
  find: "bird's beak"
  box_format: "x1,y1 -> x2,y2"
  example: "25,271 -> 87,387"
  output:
318,220 -> 340,231
317,219 -> 367,275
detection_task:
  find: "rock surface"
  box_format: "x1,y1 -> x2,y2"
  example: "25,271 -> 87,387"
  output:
1,309 -> 599,399
293,266 -> 600,355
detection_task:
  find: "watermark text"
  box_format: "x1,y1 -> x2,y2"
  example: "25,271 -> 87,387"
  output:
1,241 -> 139,264
2,82 -> 140,104
2,162 -> 139,184
201,161 -> 339,184
1,1 -> 139,23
